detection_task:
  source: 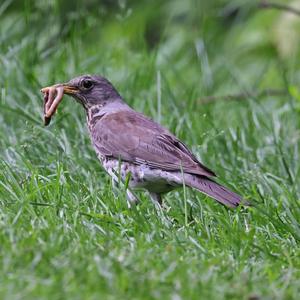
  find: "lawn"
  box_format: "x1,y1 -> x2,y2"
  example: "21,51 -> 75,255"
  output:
0,1 -> 300,299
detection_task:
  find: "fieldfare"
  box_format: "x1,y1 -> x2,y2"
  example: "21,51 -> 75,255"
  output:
41,75 -> 243,208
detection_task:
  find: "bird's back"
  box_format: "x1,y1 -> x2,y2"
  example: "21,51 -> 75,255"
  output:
90,109 -> 216,177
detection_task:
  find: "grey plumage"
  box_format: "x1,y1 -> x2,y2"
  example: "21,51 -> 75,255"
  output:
43,74 -> 244,208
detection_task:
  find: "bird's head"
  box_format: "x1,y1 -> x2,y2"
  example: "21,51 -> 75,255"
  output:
61,74 -> 122,109
41,74 -> 126,125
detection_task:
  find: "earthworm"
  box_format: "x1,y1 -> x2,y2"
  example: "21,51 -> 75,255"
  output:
41,85 -> 64,126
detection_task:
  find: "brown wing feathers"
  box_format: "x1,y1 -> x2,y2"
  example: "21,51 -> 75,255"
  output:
92,111 -> 215,177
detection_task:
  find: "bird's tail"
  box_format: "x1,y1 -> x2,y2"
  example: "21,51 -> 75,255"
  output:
184,174 -> 243,208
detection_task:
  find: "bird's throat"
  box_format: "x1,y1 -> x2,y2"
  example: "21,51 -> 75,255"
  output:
87,101 -> 133,131
87,104 -> 107,129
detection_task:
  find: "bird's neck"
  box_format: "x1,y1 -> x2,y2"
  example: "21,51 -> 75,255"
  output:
86,100 -> 132,129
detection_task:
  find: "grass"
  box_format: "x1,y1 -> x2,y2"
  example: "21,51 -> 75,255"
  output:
1,1 -> 300,299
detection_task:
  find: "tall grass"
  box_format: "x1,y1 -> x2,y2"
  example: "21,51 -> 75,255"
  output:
0,1 -> 300,299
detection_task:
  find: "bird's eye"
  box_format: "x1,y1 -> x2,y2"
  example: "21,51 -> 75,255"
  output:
81,79 -> 94,90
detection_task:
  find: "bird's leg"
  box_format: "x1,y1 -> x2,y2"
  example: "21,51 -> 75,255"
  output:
111,177 -> 119,198
149,192 -> 162,206
111,178 -> 138,208
126,190 -> 139,208
109,169 -> 139,208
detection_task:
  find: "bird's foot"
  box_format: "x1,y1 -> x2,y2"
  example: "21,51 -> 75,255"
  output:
126,189 -> 139,208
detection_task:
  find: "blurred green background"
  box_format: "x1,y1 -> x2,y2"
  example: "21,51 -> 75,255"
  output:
1,0 -> 300,299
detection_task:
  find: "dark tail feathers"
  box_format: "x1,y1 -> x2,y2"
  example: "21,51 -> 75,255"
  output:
184,175 -> 244,208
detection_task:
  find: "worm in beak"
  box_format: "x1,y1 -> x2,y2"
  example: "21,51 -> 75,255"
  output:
41,83 -> 79,126
40,84 -> 64,126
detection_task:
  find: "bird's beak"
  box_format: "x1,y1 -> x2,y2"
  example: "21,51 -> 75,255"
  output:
62,83 -> 79,95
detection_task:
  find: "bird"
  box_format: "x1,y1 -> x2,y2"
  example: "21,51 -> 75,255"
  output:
42,74 -> 244,208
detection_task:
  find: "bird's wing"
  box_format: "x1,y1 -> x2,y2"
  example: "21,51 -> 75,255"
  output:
91,110 -> 216,177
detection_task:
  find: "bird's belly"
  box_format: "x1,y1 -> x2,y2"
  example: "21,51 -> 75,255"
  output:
101,158 -> 181,193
